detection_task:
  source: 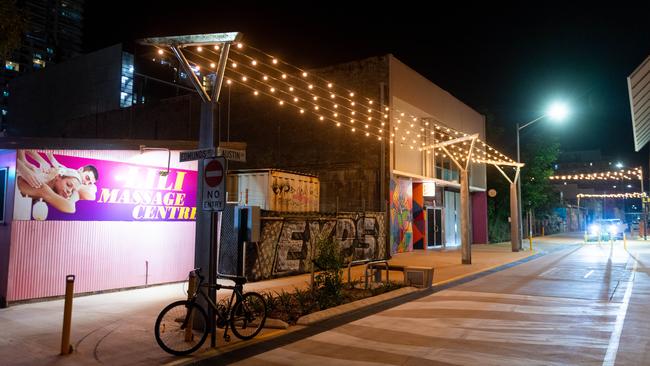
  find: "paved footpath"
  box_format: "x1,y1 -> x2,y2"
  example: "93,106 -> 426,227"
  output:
210,237 -> 650,365
0,242 -> 535,366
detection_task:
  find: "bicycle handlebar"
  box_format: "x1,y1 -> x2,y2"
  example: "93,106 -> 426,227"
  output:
190,268 -> 246,286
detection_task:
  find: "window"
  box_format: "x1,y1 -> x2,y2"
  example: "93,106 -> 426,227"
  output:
0,168 -> 6,223
120,52 -> 134,108
33,59 -> 46,69
5,61 -> 19,72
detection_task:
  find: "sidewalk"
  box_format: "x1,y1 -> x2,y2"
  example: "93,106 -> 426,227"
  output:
0,243 -> 535,366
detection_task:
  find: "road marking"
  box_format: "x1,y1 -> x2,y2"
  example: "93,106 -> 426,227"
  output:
584,270 -> 594,278
539,268 -> 556,277
602,259 -> 637,366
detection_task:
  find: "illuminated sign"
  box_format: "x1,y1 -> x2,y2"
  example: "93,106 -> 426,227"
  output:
423,182 -> 436,197
14,150 -> 197,221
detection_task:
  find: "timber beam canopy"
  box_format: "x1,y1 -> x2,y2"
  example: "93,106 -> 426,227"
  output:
138,33 -> 525,264
421,129 -> 524,262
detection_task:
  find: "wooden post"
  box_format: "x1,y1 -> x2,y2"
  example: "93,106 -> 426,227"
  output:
184,272 -> 198,342
60,275 -> 75,355
510,182 -> 521,252
460,169 -> 471,264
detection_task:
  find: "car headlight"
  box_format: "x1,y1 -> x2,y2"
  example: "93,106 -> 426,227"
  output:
589,224 -> 600,234
608,225 -> 617,234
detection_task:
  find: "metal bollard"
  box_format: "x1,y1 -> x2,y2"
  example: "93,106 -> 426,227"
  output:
185,272 -> 198,342
60,275 -> 75,355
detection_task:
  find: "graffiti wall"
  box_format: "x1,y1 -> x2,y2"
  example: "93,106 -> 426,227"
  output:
390,177 -> 413,253
244,212 -> 386,281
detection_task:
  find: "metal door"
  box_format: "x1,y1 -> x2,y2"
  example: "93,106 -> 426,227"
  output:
426,208 -> 444,248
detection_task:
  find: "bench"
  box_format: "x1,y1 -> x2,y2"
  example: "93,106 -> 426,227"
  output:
365,262 -> 434,289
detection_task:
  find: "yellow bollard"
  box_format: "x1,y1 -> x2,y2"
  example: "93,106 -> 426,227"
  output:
184,272 -> 198,342
60,275 -> 75,355
542,226 -> 545,236
624,233 -> 627,250
529,235 -> 533,251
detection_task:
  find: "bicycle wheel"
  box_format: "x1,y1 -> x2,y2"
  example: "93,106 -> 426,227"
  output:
154,300 -> 209,356
230,292 -> 267,340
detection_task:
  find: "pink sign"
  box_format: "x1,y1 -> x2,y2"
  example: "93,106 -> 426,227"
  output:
14,150 -> 197,221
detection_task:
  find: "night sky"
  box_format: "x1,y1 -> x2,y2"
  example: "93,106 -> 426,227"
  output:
84,2 -> 650,166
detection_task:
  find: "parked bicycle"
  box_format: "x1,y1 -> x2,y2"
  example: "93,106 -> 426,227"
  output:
154,268 -> 267,356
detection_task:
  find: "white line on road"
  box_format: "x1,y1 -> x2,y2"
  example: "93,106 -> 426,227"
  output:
539,268 -> 556,277
584,270 -> 594,279
602,259 -> 637,366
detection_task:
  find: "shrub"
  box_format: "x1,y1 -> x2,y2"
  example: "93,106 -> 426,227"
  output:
313,234 -> 344,309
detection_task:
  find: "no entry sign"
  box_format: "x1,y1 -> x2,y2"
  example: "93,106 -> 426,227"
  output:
205,159 -> 224,187
202,157 -> 227,211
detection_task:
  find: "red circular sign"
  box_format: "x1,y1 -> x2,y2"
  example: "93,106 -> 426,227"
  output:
204,159 -> 224,187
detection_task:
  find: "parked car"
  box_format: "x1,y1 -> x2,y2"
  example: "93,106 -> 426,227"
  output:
586,219 -> 626,241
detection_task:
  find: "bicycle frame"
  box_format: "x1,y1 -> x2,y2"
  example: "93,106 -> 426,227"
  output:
182,272 -> 246,341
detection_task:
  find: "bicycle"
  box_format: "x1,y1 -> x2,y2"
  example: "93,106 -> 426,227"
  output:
154,268 -> 267,356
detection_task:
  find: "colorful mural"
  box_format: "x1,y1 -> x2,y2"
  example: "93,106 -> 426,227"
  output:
412,182 -> 425,249
390,177 -> 413,253
245,212 -> 386,281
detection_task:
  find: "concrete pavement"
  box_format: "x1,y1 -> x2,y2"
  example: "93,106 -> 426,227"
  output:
0,241 -> 538,366
212,235 -> 650,365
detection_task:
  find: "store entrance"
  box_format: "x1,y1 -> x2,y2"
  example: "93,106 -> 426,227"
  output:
426,207 -> 443,248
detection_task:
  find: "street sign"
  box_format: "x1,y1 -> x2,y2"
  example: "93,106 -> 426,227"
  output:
202,157 -> 227,211
179,148 -> 215,162
217,147 -> 246,162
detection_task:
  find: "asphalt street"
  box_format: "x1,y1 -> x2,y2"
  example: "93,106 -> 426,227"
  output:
208,235 -> 650,365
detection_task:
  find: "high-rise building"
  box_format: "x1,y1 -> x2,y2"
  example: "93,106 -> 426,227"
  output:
0,0 -> 84,129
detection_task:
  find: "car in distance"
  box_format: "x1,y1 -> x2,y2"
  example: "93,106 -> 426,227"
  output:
586,219 -> 626,241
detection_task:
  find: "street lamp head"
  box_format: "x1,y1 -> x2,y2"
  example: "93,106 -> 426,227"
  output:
615,162 -> 623,168
547,102 -> 569,121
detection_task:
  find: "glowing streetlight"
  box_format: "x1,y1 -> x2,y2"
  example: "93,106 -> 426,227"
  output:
547,102 -> 569,121
516,101 -> 571,249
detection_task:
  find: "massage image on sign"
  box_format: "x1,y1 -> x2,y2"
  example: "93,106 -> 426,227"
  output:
16,151 -> 98,220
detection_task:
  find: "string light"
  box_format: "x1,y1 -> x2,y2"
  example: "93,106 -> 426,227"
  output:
550,168 -> 643,181
577,193 -> 646,199
152,43 -> 518,163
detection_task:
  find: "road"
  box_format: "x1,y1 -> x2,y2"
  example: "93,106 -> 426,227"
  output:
207,235 -> 650,365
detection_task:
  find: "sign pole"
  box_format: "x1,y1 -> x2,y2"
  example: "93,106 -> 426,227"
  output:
139,32 -> 241,350
201,156 -> 227,347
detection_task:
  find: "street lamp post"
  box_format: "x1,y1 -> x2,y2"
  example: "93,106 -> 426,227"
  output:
516,102 -> 568,249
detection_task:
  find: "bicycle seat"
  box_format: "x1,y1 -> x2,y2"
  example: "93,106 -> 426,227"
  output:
232,276 -> 247,285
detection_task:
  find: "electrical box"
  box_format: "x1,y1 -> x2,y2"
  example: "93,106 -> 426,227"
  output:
404,266 -> 434,288
234,205 -> 261,242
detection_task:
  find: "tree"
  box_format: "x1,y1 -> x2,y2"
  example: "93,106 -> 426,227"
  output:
483,112 -> 515,242
520,139 -> 561,215
0,0 -> 26,60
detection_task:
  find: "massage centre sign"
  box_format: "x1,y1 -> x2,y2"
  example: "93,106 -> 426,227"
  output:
14,150 -> 198,221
